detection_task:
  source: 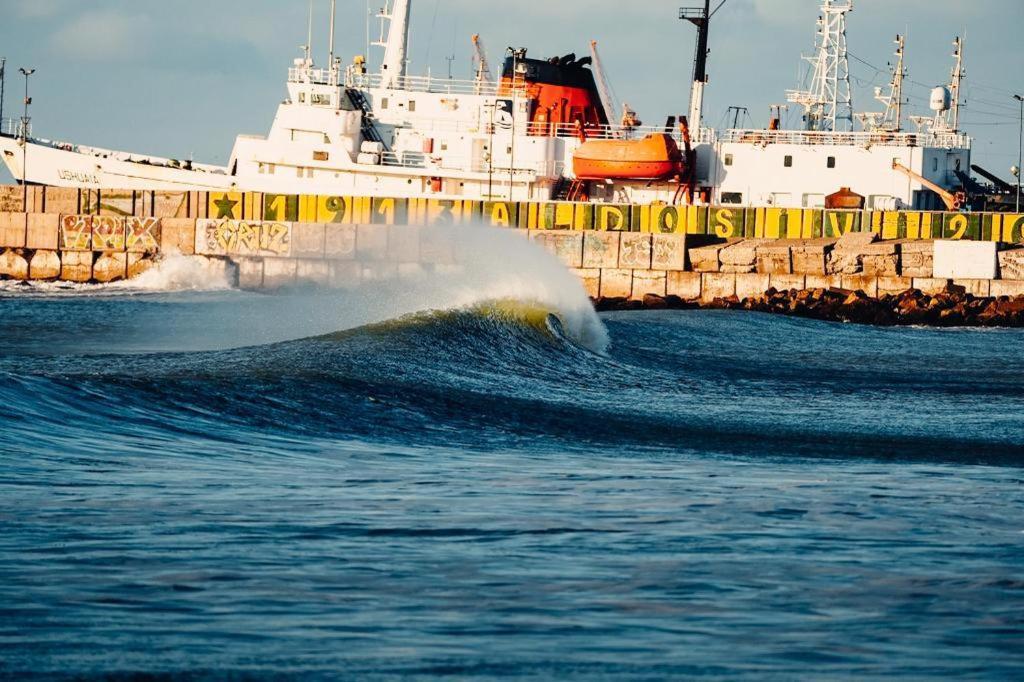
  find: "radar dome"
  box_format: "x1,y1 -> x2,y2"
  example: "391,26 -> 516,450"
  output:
930,86 -> 952,113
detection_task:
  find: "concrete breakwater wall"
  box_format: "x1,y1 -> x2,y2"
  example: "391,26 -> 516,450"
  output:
4,184 -> 1024,243
4,210 -> 1024,304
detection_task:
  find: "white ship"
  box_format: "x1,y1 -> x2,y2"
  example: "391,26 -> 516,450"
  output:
0,0 -> 972,211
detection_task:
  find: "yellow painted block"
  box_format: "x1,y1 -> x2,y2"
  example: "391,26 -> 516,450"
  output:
764,208 -> 784,239
712,207 -> 740,239
881,211 -> 900,240
209,192 -> 243,220
483,201 -> 517,227
298,195 -> 318,223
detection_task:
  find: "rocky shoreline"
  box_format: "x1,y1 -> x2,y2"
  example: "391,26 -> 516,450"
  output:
593,283 -> 1024,328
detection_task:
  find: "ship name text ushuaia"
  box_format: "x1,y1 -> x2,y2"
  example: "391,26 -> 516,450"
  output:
0,0 -> 973,212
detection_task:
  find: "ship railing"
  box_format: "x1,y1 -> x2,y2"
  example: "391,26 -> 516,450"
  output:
345,71 -> 526,97
718,128 -> 971,149
380,150 -> 428,169
288,67 -> 341,86
1,118 -> 31,139
531,121 -> 718,146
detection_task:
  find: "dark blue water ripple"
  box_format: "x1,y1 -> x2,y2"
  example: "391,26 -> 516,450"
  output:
1,291 -> 1023,679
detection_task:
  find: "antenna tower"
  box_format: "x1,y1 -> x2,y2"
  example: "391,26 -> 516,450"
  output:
858,33 -> 906,132
787,0 -> 854,132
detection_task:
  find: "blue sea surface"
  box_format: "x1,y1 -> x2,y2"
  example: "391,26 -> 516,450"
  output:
1,287 -> 1022,679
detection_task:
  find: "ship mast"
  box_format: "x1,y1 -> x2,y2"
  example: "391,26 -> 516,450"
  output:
858,33 -> 906,133
376,0 -> 412,88
679,0 -> 712,133
787,0 -> 854,132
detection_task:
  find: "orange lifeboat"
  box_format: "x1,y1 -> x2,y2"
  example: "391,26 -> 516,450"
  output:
572,133 -> 683,181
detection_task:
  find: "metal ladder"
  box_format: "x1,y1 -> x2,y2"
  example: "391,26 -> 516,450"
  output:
346,89 -> 390,152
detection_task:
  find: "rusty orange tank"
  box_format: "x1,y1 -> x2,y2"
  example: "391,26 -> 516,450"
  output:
572,133 -> 683,181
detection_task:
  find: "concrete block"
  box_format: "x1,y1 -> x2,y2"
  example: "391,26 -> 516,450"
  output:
59,215 -> 93,251
720,240 -> 764,272
836,231 -> 878,249
805,274 -> 843,290
127,253 -> 155,280
736,273 -> 771,299
701,272 -> 736,302
44,187 -> 80,215
990,280 -> 1024,298
150,191 -> 190,219
618,233 -> 653,269
93,252 -> 128,283
0,185 -> 24,212
792,249 -> 826,275
420,228 -> 457,266
756,245 -> 792,274
0,249 -> 29,280
954,279 -> 991,298
100,189 -> 135,217
0,212 -> 26,248
60,251 -> 93,283
324,223 -> 357,260
667,271 -> 702,300
933,240 -> 997,280
159,218 -> 196,255
569,268 -> 601,299
599,268 -> 633,299
296,259 -> 331,287
388,226 -> 422,263
126,217 -> 161,253
651,233 -> 687,271
361,262 -> 400,281
861,253 -> 899,277
912,278 -> 951,295
29,250 -> 61,280
356,224 -> 389,261
292,222 -> 326,258
25,212 -> 58,249
262,258 -> 297,289
689,243 -> 728,273
582,231 -> 620,268
531,230 -> 584,268
632,270 -> 667,299
330,260 -> 362,288
998,249 -> 1024,280
236,258 -> 264,290
877,276 -> 913,297
841,274 -> 879,297
770,274 -> 807,292
91,216 -> 127,252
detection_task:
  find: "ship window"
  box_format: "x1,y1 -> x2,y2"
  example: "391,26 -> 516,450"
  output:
381,97 -> 389,110
721,192 -> 743,205
312,93 -> 331,106
299,92 -> 306,103
724,154 -> 733,167
268,164 -> 276,175
408,100 -> 417,112
932,158 -> 939,172
783,155 -> 793,168
827,156 -> 836,169
324,134 -> 331,144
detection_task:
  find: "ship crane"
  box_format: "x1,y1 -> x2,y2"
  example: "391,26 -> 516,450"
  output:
892,161 -> 966,211
588,40 -> 639,130
471,34 -> 494,93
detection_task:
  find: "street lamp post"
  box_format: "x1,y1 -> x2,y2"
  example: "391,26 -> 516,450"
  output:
0,58 -> 6,132
19,68 -> 34,212
1015,94 -> 1023,214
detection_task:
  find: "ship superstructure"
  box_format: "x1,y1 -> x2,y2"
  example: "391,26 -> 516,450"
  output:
0,0 -> 973,211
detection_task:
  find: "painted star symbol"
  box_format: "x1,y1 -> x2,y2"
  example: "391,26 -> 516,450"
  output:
214,196 -> 239,219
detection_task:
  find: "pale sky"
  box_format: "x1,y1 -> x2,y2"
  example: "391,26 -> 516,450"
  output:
1,0 -> 1022,184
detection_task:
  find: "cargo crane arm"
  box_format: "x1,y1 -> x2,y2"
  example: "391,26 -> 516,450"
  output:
589,40 -> 621,127
892,161 -> 966,211
471,34 -> 493,92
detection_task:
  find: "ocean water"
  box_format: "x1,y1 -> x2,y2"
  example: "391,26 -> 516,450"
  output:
1,240 -> 1023,679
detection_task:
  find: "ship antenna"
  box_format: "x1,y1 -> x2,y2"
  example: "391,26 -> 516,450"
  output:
328,0 -> 337,69
304,0 -> 314,63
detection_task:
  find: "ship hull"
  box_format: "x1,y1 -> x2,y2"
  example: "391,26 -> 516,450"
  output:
0,135 -> 234,192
